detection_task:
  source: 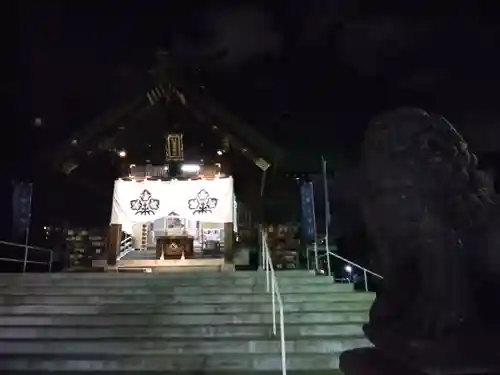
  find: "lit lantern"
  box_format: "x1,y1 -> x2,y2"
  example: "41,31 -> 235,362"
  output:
165,133 -> 184,161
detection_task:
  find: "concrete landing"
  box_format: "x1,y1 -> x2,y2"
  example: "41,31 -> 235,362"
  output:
92,257 -> 226,272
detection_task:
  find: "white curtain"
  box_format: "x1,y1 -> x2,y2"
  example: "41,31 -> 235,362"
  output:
110,177 -> 234,233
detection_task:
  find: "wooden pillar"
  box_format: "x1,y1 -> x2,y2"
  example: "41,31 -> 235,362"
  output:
223,222 -> 234,262
155,237 -> 163,259
106,224 -> 122,266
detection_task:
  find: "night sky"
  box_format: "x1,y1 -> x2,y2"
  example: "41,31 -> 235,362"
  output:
12,1 -> 500,233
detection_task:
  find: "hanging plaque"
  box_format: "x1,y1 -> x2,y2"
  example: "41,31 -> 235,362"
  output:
165,133 -> 184,161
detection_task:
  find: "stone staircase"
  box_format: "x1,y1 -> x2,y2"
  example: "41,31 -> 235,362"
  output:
0,270 -> 374,373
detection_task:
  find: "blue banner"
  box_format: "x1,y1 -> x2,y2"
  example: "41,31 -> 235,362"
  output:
12,182 -> 32,237
300,181 -> 315,242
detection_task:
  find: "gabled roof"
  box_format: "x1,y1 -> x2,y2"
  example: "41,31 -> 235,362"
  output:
47,51 -> 284,175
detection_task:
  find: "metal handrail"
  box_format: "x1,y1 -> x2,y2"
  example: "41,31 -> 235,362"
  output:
319,250 -> 382,291
117,234 -> 134,260
0,240 -> 54,272
260,229 -> 286,375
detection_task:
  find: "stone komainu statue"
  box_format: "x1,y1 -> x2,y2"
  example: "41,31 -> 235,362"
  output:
360,108 -> 500,355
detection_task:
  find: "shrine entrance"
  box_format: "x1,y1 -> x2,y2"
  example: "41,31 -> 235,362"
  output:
110,176 -> 235,262
130,219 -> 228,258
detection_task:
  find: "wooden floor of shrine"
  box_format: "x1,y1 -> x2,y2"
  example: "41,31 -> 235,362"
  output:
92,248 -> 228,272
124,248 -> 225,260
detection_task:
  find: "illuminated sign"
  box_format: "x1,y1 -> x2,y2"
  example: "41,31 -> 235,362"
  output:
166,133 -> 184,161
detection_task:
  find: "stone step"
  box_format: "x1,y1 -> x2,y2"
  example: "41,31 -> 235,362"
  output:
0,270 -> 317,279
0,337 -> 371,355
0,323 -> 365,339
0,370 -> 342,375
0,291 -> 375,305
0,352 -> 344,371
0,311 -> 369,326
0,284 -> 353,295
0,301 -> 372,315
0,275 -> 334,286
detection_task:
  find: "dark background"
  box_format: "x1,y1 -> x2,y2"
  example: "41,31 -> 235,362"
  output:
10,1 -> 500,249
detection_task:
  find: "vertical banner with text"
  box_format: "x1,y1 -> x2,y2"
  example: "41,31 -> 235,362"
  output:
12,182 -> 33,240
299,181 -> 315,242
